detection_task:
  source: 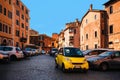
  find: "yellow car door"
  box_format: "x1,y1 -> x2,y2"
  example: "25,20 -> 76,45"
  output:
57,48 -> 64,67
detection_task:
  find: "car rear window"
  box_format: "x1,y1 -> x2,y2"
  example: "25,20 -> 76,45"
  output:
4,47 -> 13,51
0,46 -> 4,50
25,48 -> 31,51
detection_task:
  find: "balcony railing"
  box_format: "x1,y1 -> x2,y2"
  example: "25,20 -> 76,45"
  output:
20,37 -> 27,43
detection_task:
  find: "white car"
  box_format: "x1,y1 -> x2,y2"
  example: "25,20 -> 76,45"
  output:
0,46 -> 24,61
0,52 -> 9,61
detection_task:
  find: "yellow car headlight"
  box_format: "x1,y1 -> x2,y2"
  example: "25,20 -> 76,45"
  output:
65,57 -> 72,63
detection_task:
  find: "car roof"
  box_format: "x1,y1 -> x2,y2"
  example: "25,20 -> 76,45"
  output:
0,46 -> 16,48
105,50 -> 120,52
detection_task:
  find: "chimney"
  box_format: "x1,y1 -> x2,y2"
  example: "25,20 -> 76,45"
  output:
90,4 -> 93,11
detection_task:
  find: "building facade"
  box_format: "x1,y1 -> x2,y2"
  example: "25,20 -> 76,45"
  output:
30,34 -> 54,53
0,0 -> 30,49
58,31 -> 64,48
13,0 -> 30,49
0,0 -> 13,46
29,29 -> 39,36
52,33 -> 59,48
63,19 -> 80,48
104,0 -> 120,50
80,5 -> 108,50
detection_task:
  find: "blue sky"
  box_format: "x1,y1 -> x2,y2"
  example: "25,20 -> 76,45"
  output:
21,0 -> 109,36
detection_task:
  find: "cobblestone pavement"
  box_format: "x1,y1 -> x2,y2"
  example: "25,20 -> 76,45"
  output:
0,55 -> 120,80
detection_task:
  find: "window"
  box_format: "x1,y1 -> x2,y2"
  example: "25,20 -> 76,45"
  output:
0,22 -> 2,31
86,45 -> 88,50
22,32 -> 24,37
16,10 -> 20,16
69,36 -> 74,40
69,42 -> 73,46
22,5 -> 24,11
0,4 -> 2,13
86,34 -> 88,39
95,31 -> 97,38
69,28 -> 74,33
4,8 -> 6,15
26,26 -> 28,30
9,0 -> 11,5
26,9 -> 28,14
16,20 -> 19,26
5,25 -> 8,33
21,23 -> 24,28
110,6 -> 113,14
8,11 -> 12,19
39,36 -> 44,40
52,42 -> 54,47
95,44 -> 98,48
16,30 -> 20,37
9,27 -> 11,34
16,0 -> 19,6
94,15 -> 97,20
21,14 -> 24,20
109,41 -> 113,44
110,25 -> 113,34
74,29 -> 76,34
16,42 -> 19,47
3,24 -> 5,32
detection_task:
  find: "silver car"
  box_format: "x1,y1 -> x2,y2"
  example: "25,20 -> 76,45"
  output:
0,46 -> 24,61
83,48 -> 111,59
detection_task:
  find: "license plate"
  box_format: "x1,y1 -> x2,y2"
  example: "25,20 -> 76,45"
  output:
74,65 -> 81,68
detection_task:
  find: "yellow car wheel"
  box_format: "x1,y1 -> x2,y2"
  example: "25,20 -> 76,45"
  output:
62,63 -> 67,73
55,60 -> 58,68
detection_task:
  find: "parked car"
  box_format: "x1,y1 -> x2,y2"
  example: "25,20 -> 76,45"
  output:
41,50 -> 46,54
0,46 -> 24,61
23,48 -> 32,57
31,49 -> 37,55
49,48 -> 58,56
87,50 -> 120,71
55,47 -> 89,72
0,52 -> 9,62
83,48 -> 111,59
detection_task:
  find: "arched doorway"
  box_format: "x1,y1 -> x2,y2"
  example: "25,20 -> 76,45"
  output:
2,39 -> 7,46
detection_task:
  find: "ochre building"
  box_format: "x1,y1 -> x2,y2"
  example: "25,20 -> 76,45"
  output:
0,0 -> 30,49
0,0 -> 13,46
104,0 -> 120,50
80,5 -> 108,50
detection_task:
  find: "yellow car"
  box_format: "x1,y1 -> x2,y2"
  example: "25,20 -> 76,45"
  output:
55,47 -> 89,72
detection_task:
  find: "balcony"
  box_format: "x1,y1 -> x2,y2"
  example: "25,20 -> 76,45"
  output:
20,37 -> 27,43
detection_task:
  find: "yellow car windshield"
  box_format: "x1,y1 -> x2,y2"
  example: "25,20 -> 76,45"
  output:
64,48 -> 84,57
